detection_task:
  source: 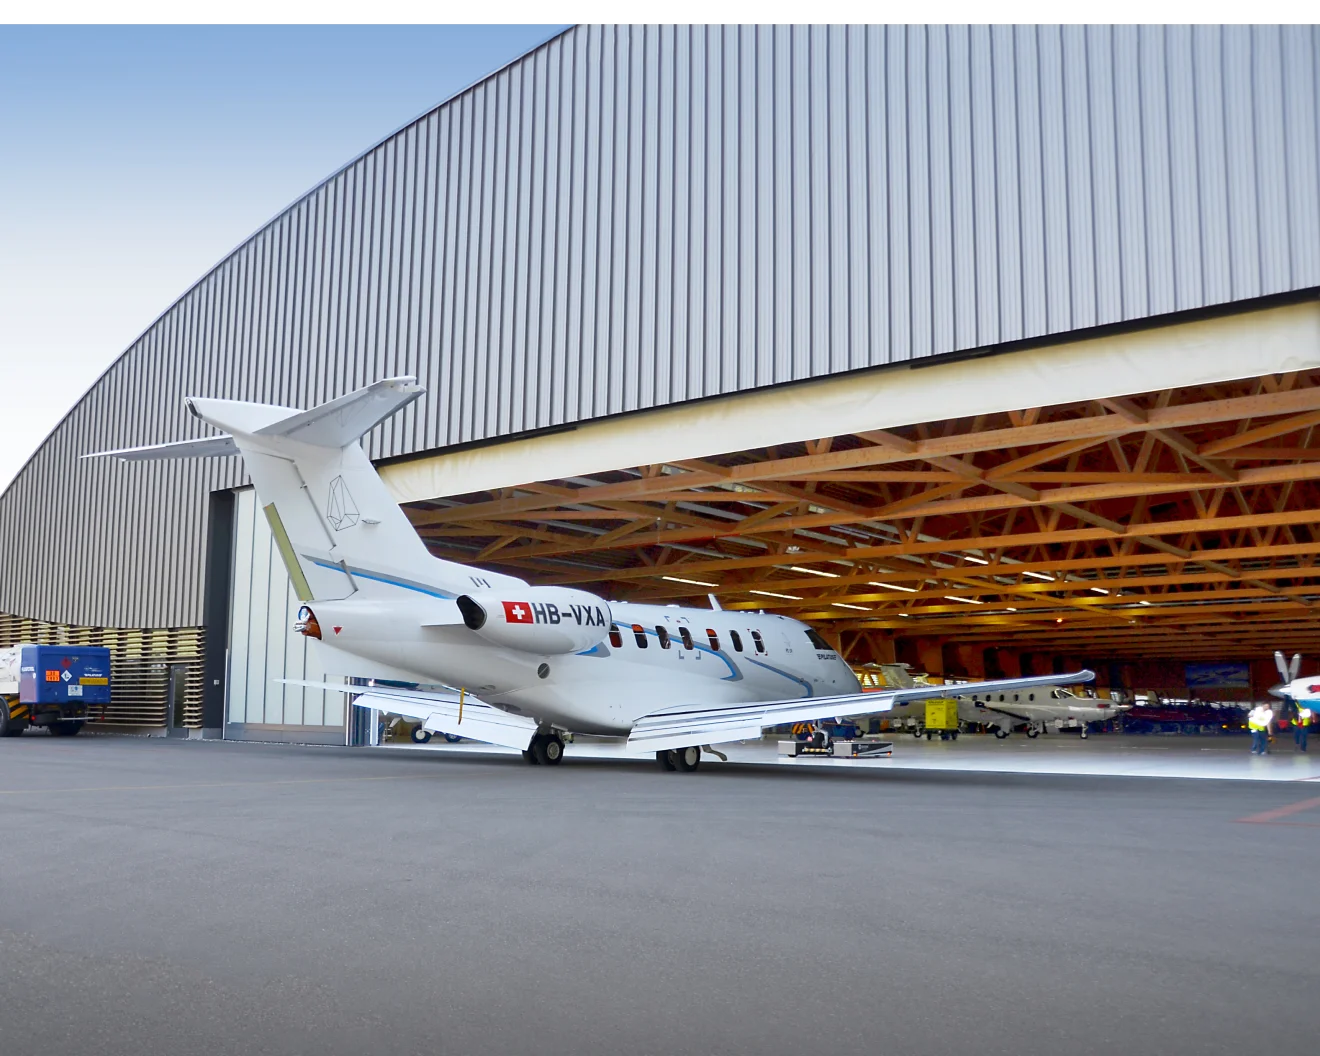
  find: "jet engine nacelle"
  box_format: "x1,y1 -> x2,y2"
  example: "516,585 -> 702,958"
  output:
455,587 -> 612,655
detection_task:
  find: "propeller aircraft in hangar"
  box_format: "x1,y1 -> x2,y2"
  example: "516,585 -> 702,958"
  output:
92,377 -> 1094,770
871,665 -> 1126,740
1270,651 -> 1320,709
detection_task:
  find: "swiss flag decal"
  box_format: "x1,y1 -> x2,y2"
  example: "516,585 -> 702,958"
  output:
503,601 -> 534,624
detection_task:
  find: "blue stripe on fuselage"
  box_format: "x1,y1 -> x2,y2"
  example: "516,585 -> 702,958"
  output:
306,558 -> 458,599
744,656 -> 814,697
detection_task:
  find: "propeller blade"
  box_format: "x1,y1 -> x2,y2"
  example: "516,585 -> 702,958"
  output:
1276,651 -> 1292,684
1291,654 -> 1302,681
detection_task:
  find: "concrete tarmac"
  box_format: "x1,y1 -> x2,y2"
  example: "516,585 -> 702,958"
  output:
395,728 -> 1320,782
2,735 -> 1318,1056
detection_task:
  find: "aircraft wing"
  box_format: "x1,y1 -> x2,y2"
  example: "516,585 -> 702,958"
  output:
626,670 -> 1096,753
281,679 -> 538,751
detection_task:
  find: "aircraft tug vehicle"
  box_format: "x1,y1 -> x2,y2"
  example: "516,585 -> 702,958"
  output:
90,377 -> 1095,771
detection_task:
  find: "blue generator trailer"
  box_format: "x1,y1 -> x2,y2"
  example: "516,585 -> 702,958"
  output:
0,644 -> 111,736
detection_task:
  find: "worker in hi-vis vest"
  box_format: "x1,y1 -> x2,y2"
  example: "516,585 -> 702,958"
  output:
1295,705 -> 1312,753
1248,704 -> 1274,756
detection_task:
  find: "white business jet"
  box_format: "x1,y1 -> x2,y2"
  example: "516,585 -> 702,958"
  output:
868,665 -> 1123,739
91,377 -> 1094,771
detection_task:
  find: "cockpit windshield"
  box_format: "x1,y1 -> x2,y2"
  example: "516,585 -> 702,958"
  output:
804,629 -> 832,651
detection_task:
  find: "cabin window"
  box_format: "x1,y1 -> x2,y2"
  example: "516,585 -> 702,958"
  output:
729,630 -> 743,652
632,624 -> 648,649
804,629 -> 832,651
707,629 -> 720,651
751,630 -> 766,653
1029,693 -> 1035,701
679,627 -> 694,650
656,626 -> 671,649
609,624 -> 622,648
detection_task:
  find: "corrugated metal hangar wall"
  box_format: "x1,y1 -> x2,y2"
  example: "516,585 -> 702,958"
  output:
3,24 -> 1320,635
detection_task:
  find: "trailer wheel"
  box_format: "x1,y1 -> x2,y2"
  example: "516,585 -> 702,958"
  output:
49,720 -> 84,737
0,706 -> 26,737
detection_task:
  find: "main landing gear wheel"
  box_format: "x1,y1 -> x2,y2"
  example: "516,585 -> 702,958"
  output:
529,733 -> 564,766
656,750 -> 677,771
674,745 -> 701,772
1025,726 -> 1040,739
994,728 -> 1010,739
410,726 -> 432,744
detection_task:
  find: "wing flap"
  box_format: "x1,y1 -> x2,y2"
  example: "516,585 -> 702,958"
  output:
281,678 -> 536,751
626,670 -> 1095,753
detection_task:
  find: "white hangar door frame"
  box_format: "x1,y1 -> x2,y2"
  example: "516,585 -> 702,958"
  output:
224,486 -> 347,744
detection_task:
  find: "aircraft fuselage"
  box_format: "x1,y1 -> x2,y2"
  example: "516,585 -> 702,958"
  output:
307,598 -> 862,736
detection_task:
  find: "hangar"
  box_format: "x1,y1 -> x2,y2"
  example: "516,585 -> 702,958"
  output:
3,24 -> 1320,741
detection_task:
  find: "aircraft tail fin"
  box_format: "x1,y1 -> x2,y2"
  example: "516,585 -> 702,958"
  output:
88,377 -> 523,603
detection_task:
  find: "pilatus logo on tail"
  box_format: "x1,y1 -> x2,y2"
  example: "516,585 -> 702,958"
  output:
326,477 -> 359,531
502,601 -> 608,627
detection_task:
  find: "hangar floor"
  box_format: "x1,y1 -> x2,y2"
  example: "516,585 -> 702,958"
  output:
387,731 -> 1320,783
2,736 -> 1316,1056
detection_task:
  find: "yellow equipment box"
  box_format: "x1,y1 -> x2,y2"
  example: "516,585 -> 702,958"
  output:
924,699 -> 959,731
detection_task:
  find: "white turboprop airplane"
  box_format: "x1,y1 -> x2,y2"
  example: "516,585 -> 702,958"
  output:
91,377 -> 1095,771
1270,651 -> 1318,709
869,665 -> 1125,740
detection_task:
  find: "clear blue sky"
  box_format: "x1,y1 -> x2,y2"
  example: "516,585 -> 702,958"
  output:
0,25 -> 566,491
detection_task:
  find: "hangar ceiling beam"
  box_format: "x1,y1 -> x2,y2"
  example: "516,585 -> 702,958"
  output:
410,369 -> 1320,660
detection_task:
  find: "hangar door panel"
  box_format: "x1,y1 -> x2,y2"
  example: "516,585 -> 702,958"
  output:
226,487 -> 345,743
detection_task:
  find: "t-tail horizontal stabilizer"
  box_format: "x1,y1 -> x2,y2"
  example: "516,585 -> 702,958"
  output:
81,434 -> 239,461
83,377 -> 424,462
85,377 -> 526,605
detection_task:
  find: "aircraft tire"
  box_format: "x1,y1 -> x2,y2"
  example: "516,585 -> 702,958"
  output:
1025,727 -> 1039,739
656,750 -> 677,772
538,735 -> 564,766
410,726 -> 432,744
524,741 -> 542,765
1080,728 -> 1089,740
994,729 -> 1010,739
674,745 -> 701,772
